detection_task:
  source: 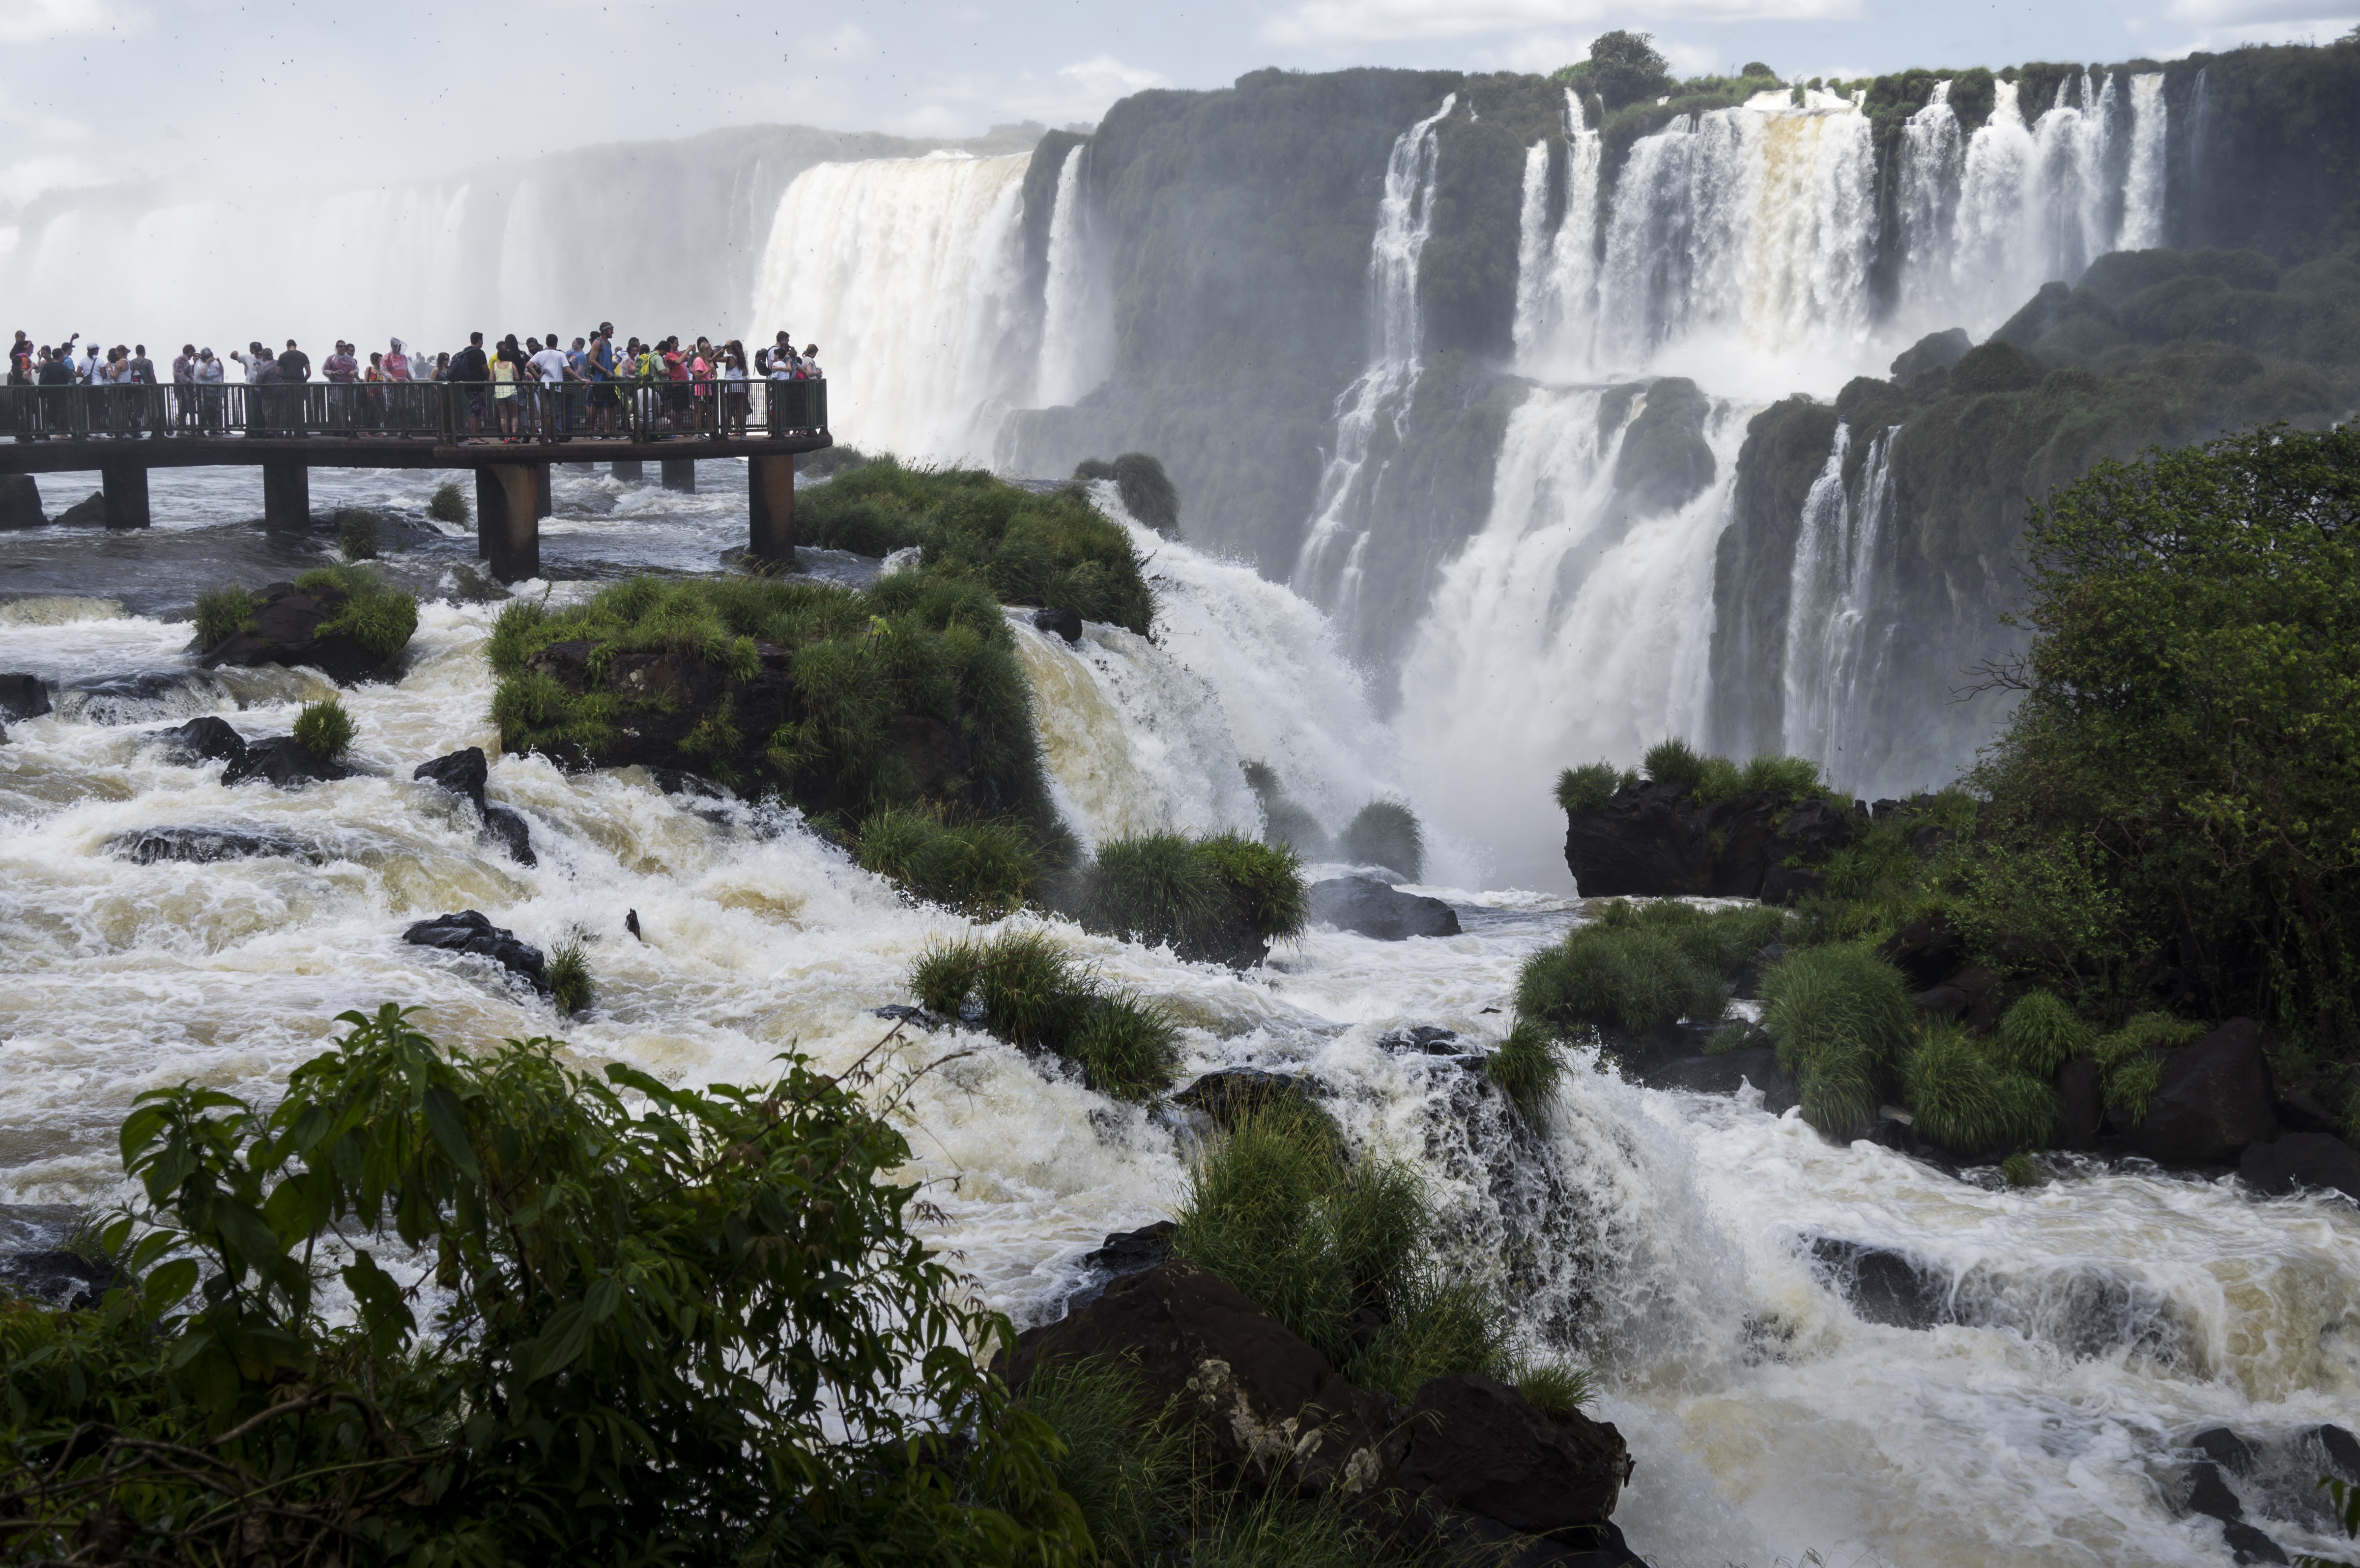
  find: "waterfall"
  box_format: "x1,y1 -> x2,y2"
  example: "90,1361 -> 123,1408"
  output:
1511,92 -> 1604,379
1779,423 -> 1902,777
1510,141 -> 1554,368
1290,94 -> 1456,614
2029,71 -> 2119,282
1036,145 -> 1117,408
2121,73 -> 2169,251
748,152 -> 1034,463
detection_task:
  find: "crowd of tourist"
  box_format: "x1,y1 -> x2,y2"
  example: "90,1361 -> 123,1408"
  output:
2,324 -> 823,442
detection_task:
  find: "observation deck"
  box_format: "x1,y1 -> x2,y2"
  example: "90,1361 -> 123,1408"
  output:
0,380 -> 831,582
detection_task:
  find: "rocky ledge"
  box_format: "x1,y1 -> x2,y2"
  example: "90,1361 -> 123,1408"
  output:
201,578 -> 413,684
1563,780 -> 1871,901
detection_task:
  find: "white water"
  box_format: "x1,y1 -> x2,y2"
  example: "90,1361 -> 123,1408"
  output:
749,152 -> 1035,462
1779,423 -> 1903,778
2122,73 -> 2171,253
1036,145 -> 1118,409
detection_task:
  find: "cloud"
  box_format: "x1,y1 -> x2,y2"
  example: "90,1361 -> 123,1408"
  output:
0,0 -> 131,44
1056,54 -> 1169,103
2165,0 -> 2353,21
1260,0 -> 1857,47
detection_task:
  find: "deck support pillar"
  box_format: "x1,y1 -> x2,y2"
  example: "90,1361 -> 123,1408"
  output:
535,462 -> 552,519
660,457 -> 696,493
261,460 -> 309,532
101,462 -> 149,529
609,459 -> 643,483
748,454 -> 795,568
475,463 -> 540,582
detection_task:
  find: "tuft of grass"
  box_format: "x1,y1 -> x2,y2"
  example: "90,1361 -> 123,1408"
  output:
912,939 -> 986,1018
1183,1480 -> 1395,1568
2000,1151 -> 2042,1188
2093,1012 -> 2205,1122
1759,942 -> 1915,1140
1016,1357 -> 1184,1566
296,563 -> 419,662
427,481 -> 469,523
1642,737 -> 1707,790
1900,1024 -> 2057,1156
1515,915 -> 1727,1046
1082,832 -> 1224,947
1994,990 -> 2092,1078
337,509 -> 381,560
1736,753 -> 1829,798
1066,991 -> 1181,1103
1111,453 -> 1180,536
485,598 -> 549,676
1337,799 -> 1424,881
194,585 -> 256,652
292,697 -> 355,762
906,930 -> 1176,1101
547,934 -> 592,1015
1513,1357 -> 1595,1416
1193,832 -> 1306,941
858,807 -> 1039,918
1486,1018 -> 1564,1116
1241,760 -> 1330,858
1554,760 -> 1636,815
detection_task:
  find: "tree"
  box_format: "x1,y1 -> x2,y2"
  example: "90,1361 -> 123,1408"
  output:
1585,30 -> 1674,111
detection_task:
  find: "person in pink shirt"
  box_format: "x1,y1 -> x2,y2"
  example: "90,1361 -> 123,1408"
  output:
383,338 -> 411,382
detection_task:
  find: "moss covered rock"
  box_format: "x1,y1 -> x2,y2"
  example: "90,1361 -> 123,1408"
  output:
197,566 -> 417,684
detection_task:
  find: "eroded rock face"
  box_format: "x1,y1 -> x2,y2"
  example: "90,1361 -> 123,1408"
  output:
201,580 -> 407,684
414,747 -> 537,865
1308,874 -> 1461,940
1392,1373 -> 1629,1537
2239,1132 -> 2360,1203
0,475 -> 42,530
224,735 -> 353,790
108,827 -> 312,865
148,715 -> 246,766
0,673 -> 51,721
1562,782 -> 1855,901
402,910 -> 548,992
2133,1018 -> 2279,1166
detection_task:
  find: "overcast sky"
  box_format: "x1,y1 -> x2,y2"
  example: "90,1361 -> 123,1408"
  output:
0,0 -> 2349,209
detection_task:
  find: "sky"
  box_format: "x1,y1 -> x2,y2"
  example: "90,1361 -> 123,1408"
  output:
0,0 -> 2351,209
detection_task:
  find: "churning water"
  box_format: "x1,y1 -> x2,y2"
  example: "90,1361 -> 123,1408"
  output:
4,465 -> 2357,1567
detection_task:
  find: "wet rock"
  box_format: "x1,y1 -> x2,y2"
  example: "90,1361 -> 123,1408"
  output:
2053,1056 -> 2105,1152
223,735 -> 353,790
402,910 -> 548,992
1312,875 -> 1461,940
0,1249 -> 112,1309
1379,1025 -> 1468,1056
201,579 -> 410,684
870,1003 -> 949,1031
2222,1520 -> 2289,1565
108,827 -> 312,865
643,766 -> 735,801
1174,1066 -> 1313,1129
1891,327 -> 1973,384
1563,780 -> 1713,897
481,804 -> 538,866
55,490 -> 108,527
1734,941 -> 1784,1000
2133,1018 -> 2278,1166
1032,605 -> 1083,644
1424,1508 -> 1646,1568
148,714 -> 247,766
414,746 -> 489,814
1393,1372 -> 1628,1538
1006,1259 -> 1397,1494
2182,1460 -> 2244,1521
1063,1221 -> 1180,1311
2320,1423 -> 2360,1480
59,670 -> 229,725
0,474 -> 42,529
1808,1239 -> 1947,1329
0,672 -> 50,721
1877,916 -> 1963,992
1910,965 -> 2007,1031
2191,1427 -> 2257,1476
2239,1133 -> 2360,1204
1637,1047 -> 1800,1115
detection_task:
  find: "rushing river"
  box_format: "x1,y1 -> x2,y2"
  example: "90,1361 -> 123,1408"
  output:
2,463 -> 2357,1566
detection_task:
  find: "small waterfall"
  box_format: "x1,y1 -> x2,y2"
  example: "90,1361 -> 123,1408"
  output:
1779,423 -> 1901,774
2030,71 -> 2119,282
2189,65 -> 2213,206
2121,72 -> 2169,251
1510,141 -> 1554,367
1511,92 -> 1603,378
1036,144 -> 1117,408
748,152 -> 1033,462
1291,94 -> 1457,614
1894,82 -> 1963,317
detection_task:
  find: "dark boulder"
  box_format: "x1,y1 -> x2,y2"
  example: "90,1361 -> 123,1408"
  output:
0,474 -> 42,530
1006,1259 -> 1397,1494
2180,1460 -> 2243,1521
482,804 -> 538,866
54,490 -> 108,526
2222,1521 -> 2289,1565
2053,1056 -> 2104,1152
148,715 -> 247,767
1062,1221 -> 1178,1311
108,827 -> 312,865
2239,1133 -> 2360,1204
1613,377 -> 1716,516
2191,1427 -> 2256,1476
1379,1025 -> 1469,1057
1891,327 -> 1972,384
1033,605 -> 1084,644
1909,965 -> 2007,1031
0,672 -> 50,721
1877,916 -> 1963,992
402,910 -> 548,991
2321,1424 -> 2360,1480
1392,1372 -> 1628,1537
2132,1018 -> 2278,1166
414,746 -> 489,814
201,579 -> 408,684
1173,1067 -> 1314,1129
223,735 -> 353,790
1636,1047 -> 1800,1114
1563,780 -> 1714,897
1309,875 -> 1461,940
0,1248 -> 112,1309
1809,1239 -> 1948,1330
61,670 -> 229,725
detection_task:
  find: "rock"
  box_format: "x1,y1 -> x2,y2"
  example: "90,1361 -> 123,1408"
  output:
1083,1220 -> 1176,1278
2320,1423 -> 2360,1480
223,735 -> 353,790
2053,1056 -> 2104,1152
1563,780 -> 1713,897
0,672 -> 51,721
869,1003 -> 949,1031
2191,1427 -> 2256,1476
2133,1018 -> 2278,1166
2181,1460 -> 2243,1521
2275,1087 -> 2345,1137
0,474 -> 42,529
1173,1067 -> 1314,1129
0,1249 -> 112,1309
201,579 -> 410,684
1636,1047 -> 1800,1114
2239,1133 -> 2360,1203
59,670 -> 229,725
401,910 -> 548,991
1392,1372 -> 1628,1537
1378,1025 -> 1468,1056
1891,327 -> 1973,384
1808,1239 -> 1947,1330
1033,605 -> 1084,644
2222,1520 -> 2289,1565
481,804 -> 538,866
1877,916 -> 1963,992
1425,1508 -> 1647,1568
1006,1259 -> 1396,1494
1309,875 -> 1461,940
414,747 -> 489,814
1734,941 -> 1784,999
1910,965 -> 2006,1031
108,827 -> 312,865
55,490 -> 108,526
147,715 -> 247,766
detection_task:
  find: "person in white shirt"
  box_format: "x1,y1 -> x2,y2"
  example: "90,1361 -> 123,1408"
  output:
527,341 -> 571,438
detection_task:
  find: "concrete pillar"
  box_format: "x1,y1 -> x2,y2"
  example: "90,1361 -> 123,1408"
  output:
660,457 -> 696,493
101,462 -> 150,528
475,463 -> 541,583
535,462 -> 553,519
610,459 -> 644,483
262,460 -> 310,532
748,454 -> 795,568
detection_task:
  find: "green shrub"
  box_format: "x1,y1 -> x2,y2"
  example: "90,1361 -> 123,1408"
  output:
975,928 -> 1086,1047
859,807 -> 1039,917
1516,919 -> 1725,1044
2093,1013 -> 2206,1121
907,930 -> 1177,1101
0,1004 -> 1088,1565
1487,1018 -> 1564,1115
547,934 -> 591,1014
1900,1025 -> 2057,1156
295,563 -> 419,662
1759,943 -> 1915,1139
1994,990 -> 2092,1078
426,479 -> 468,522
2000,1152 -> 2042,1188
1738,753 -> 1828,798
1016,1357 -> 1184,1566
797,444 -> 872,480
291,697 -> 354,761
337,508 -> 380,559
1193,832 -> 1307,941
1337,799 -> 1423,881
1554,761 -> 1635,814
193,585 -> 255,652
484,597 -> 548,675
1641,737 -> 1706,790
1111,452 -> 1180,536
1241,760 -> 1329,857
1513,1358 -> 1595,1416
1066,991 -> 1182,1103
1082,831 -> 1224,946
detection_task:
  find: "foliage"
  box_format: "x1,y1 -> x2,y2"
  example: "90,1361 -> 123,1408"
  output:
1487,1018 -> 1564,1116
1575,29 -> 1673,110
797,444 -> 873,480
1759,943 -> 1916,1139
909,929 -> 1179,1101
1338,799 -> 1424,881
1512,1358 -> 1594,1416
547,933 -> 591,1014
0,1004 -> 1087,1567
1971,425 -> 2360,1043
2000,1151 -> 2041,1188
291,697 -> 355,762
1193,832 -> 1308,940
1017,1357 -> 1186,1566
336,508 -> 380,560
1172,1097 -> 1510,1403
193,585 -> 255,653
1994,991 -> 2093,1078
1077,454 -> 1182,537
1641,737 -> 1705,790
1516,901 -> 1777,1051
1242,760 -> 1329,857
2092,1012 -> 2207,1121
294,563 -> 420,663
425,480 -> 468,523
1900,1024 -> 2058,1156
1069,830 -> 1306,962
1555,761 -> 1636,814
860,806 -> 1040,917
2294,1476 -> 2360,1568
794,458 -> 1155,634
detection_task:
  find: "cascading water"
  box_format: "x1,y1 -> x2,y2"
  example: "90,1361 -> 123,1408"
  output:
2122,72 -> 2170,251
1511,92 -> 1602,379
1035,145 -> 1118,408
1289,94 -> 1456,614
1778,423 -> 1902,773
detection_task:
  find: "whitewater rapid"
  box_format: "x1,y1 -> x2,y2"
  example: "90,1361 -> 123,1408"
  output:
3,467 -> 2357,1566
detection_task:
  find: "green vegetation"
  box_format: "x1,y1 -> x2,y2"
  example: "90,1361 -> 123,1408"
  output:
2093,1013 -> 2206,1122
1017,1358 -> 1185,1565
1993,991 -> 2092,1079
797,443 -> 873,480
1066,831 -> 1306,965
2295,1478 -> 2360,1568
1337,799 -> 1424,880
1486,1018 -> 1565,1116
1074,453 -> 1181,536
547,932 -> 592,1013
0,1004 -> 1090,1564
425,480 -> 468,523
336,508 -> 380,560
1512,1358 -> 1594,1416
1172,1096 -> 1513,1402
1757,943 -> 1915,1140
2000,1151 -> 2041,1188
1517,899 -> 1786,1051
795,459 -> 1154,633
859,807 -> 1039,918
1899,1025 -> 2058,1157
1555,761 -> 1638,814
192,585 -> 255,653
294,564 -> 420,662
1549,29 -> 1673,113
291,697 -> 355,762
910,929 -> 1180,1101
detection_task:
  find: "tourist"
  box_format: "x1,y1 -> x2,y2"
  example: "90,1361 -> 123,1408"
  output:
449,332 -> 489,440
196,349 -> 225,430
384,339 -> 411,382
566,336 -> 591,434
801,344 -> 821,379
129,344 -> 158,435
364,351 -> 386,432
528,335 -> 571,438
689,338 -> 714,435
37,344 -> 73,437
490,342 -> 520,441
720,342 -> 748,436
587,328 -> 617,434
172,344 -> 196,428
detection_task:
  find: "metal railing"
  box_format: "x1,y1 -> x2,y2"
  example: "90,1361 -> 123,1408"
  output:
0,377 -> 827,444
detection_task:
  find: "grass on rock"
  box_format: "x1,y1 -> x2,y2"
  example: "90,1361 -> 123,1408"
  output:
547,934 -> 592,1014
858,807 -> 1037,918
426,480 -> 468,522
194,586 -> 256,653
909,929 -> 1179,1101
1337,800 -> 1423,881
1064,831 -> 1305,965
295,564 -> 419,662
292,698 -> 355,762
